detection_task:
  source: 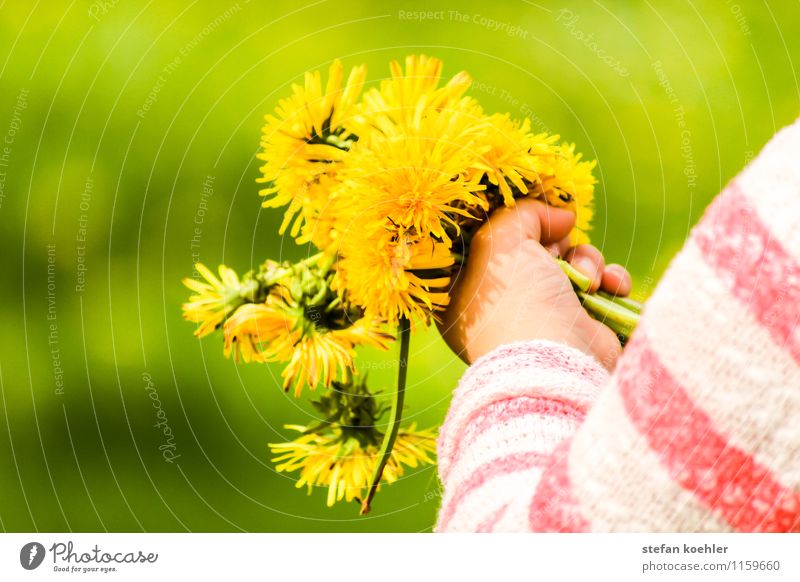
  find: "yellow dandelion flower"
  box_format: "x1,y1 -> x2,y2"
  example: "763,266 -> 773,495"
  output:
222,300 -> 289,363
270,423 -> 436,507
334,105 -> 487,245
182,263 -> 257,337
335,231 -> 454,324
470,114 -> 561,206
535,143 -> 596,245
257,59 -> 367,238
356,54 -> 473,131
223,291 -> 392,396
299,204 -> 340,252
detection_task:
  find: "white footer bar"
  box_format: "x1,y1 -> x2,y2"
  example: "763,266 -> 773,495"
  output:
1,533 -> 798,581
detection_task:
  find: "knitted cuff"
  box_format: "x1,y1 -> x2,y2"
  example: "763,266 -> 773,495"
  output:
437,340 -> 608,481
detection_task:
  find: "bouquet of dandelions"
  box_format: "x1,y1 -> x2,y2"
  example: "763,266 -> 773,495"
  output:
182,55 -> 640,514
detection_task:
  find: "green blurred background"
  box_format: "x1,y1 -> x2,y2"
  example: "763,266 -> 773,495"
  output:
1,0 -> 797,532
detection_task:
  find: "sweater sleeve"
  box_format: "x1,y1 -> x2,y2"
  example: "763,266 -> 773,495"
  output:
435,340 -> 608,532
436,116 -> 800,532
555,117 -> 800,532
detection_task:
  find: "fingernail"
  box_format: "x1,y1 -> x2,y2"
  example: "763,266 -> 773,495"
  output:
575,256 -> 597,278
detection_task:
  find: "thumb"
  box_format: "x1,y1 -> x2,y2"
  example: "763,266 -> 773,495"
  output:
480,199 -> 577,251
514,199 -> 577,244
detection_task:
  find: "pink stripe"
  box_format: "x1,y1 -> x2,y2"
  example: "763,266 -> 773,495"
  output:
438,340 -> 605,481
438,452 -> 549,531
468,342 -> 610,387
528,441 -> 590,532
694,183 -> 800,363
447,397 -> 585,477
477,503 -> 510,533
618,331 -> 800,532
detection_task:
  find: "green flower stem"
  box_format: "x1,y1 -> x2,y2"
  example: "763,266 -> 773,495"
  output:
597,290 -> 642,314
316,252 -> 337,274
555,258 -> 641,341
556,258 -> 592,293
258,252 -> 331,287
577,291 -> 640,339
236,278 -> 261,303
360,316 -> 411,515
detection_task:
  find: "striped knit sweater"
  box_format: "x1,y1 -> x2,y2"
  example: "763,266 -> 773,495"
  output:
435,118 -> 800,532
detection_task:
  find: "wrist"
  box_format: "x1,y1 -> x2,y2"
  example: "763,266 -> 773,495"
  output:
473,317 -> 618,370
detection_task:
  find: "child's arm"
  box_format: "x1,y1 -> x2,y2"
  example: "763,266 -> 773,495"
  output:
551,118 -> 800,532
435,339 -> 609,531
436,117 -> 800,532
435,200 -> 632,531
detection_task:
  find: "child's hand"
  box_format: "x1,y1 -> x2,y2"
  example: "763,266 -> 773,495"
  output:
438,199 -> 632,370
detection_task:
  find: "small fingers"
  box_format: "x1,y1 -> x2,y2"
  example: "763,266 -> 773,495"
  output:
583,317 -> 623,371
600,264 -> 632,297
566,244 -> 604,293
545,236 -> 572,259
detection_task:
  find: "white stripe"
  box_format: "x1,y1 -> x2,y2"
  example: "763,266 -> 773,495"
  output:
643,241 -> 800,487
444,412 -> 578,495
440,467 -> 543,532
737,117 -> 800,259
569,386 -> 733,532
440,343 -> 603,479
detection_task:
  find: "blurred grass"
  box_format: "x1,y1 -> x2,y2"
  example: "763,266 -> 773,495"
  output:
0,0 -> 798,531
